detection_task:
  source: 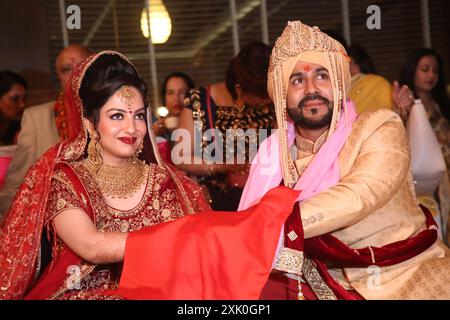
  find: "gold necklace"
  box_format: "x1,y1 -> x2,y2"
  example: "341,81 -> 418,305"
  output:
84,157 -> 149,199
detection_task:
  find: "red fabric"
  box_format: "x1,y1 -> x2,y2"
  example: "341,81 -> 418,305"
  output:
0,156 -> 12,189
0,53 -> 95,299
0,146 -> 59,299
109,186 -> 300,300
157,141 -> 173,165
24,163 -> 94,300
24,247 -> 82,300
284,203 -> 304,250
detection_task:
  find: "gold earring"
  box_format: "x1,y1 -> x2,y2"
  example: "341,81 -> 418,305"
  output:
85,119 -> 102,169
134,139 -> 144,159
87,134 -> 101,167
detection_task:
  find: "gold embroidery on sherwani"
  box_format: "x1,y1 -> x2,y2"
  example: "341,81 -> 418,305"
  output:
294,130 -> 328,177
274,247 -> 304,275
397,258 -> 450,300
295,130 -> 328,156
301,213 -> 324,227
302,258 -> 337,300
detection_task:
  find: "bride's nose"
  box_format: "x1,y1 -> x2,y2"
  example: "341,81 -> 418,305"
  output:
123,116 -> 136,134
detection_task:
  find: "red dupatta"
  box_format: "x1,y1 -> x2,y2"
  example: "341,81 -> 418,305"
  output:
23,162 -> 94,300
0,51 -> 98,299
111,186 -> 300,300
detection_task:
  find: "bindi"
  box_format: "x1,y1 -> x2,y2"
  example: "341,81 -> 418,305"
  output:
302,65 -> 312,72
117,85 -> 135,113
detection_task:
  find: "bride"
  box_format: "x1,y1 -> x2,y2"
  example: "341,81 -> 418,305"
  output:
0,51 -> 210,300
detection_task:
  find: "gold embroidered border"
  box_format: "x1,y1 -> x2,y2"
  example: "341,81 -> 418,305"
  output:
302,258 -> 337,300
53,170 -> 78,196
274,247 -> 304,275
163,164 -> 195,215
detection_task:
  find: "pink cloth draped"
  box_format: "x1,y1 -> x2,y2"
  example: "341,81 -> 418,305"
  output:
239,100 -> 358,210
0,156 -> 12,189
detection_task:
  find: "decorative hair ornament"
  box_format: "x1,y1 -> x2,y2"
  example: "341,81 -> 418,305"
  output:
118,85 -> 136,113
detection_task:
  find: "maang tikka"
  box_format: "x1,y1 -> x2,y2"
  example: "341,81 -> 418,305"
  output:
118,85 -> 135,114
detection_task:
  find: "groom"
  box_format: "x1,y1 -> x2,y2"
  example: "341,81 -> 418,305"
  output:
239,21 -> 450,300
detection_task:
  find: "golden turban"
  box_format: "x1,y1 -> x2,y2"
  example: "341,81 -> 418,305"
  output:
267,21 -> 352,187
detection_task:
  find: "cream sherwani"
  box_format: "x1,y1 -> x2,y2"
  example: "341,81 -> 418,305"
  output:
296,109 -> 450,299
0,101 -> 59,214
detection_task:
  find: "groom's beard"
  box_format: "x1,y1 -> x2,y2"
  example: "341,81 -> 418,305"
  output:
287,93 -> 333,130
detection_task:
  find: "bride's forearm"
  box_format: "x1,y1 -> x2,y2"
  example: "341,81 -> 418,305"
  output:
87,231 -> 128,264
53,208 -> 129,265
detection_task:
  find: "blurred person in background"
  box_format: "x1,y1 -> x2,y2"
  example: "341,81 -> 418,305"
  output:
152,72 -> 196,160
176,42 -> 276,211
347,45 -> 413,117
162,71 -> 195,118
0,70 -> 28,145
154,71 -> 196,135
400,48 -> 450,245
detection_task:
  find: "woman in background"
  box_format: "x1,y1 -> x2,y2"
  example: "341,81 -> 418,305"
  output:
400,48 -> 450,244
153,72 -> 196,162
162,71 -> 195,118
0,70 -> 28,145
176,42 -> 276,211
